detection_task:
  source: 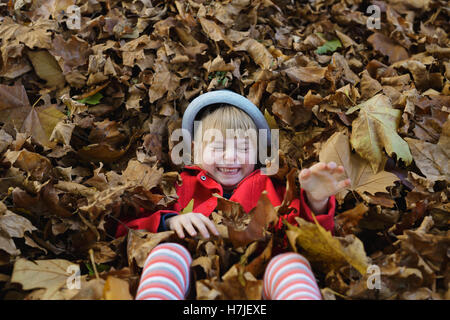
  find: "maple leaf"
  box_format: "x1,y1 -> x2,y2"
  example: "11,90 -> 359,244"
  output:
346,94 -> 413,173
319,131 -> 399,199
11,258 -> 78,300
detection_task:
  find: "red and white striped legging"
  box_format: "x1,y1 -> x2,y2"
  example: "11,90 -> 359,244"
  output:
135,243 -> 322,300
135,243 -> 192,300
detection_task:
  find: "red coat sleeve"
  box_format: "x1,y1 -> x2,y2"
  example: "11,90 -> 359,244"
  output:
115,178 -> 186,237
115,208 -> 180,238
276,187 -> 336,234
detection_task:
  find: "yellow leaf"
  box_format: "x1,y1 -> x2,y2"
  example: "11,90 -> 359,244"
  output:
264,109 -> 278,129
181,198 -> 195,214
346,94 -> 412,173
102,276 -> 133,300
285,215 -> 370,275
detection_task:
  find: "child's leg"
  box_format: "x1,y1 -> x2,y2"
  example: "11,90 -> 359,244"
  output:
263,252 -> 322,300
135,243 -> 192,300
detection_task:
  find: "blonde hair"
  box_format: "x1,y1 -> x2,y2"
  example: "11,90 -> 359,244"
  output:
192,105 -> 258,165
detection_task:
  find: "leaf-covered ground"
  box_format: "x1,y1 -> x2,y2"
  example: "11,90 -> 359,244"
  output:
0,0 -> 449,300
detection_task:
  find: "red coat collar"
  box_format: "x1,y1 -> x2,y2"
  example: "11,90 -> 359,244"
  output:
183,165 -> 262,193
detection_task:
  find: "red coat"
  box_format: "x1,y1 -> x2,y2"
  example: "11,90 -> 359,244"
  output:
115,165 -> 336,238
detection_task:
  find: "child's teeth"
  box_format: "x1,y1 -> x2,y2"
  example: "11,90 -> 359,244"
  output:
220,168 -> 238,173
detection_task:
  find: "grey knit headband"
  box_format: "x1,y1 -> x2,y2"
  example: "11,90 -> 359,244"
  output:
181,90 -> 271,149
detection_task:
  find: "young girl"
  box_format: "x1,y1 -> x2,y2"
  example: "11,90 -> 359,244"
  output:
116,90 -> 351,300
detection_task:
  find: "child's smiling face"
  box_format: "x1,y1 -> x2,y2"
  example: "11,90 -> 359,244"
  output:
200,136 -> 257,192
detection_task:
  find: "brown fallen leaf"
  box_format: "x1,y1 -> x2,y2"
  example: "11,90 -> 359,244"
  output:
127,230 -> 175,268
148,67 -> 181,103
244,239 -> 273,279
405,118 -> 449,182
11,258 -> 78,300
221,191 -> 278,248
368,33 -> 409,64
0,84 -> 32,132
234,39 -> 276,70
3,149 -> 53,181
0,201 -> 37,256
335,203 -> 368,236
283,66 -> 327,84
196,264 -> 263,300
268,92 -> 311,127
26,50 -> 65,89
71,278 -> 105,300
199,17 -> 234,50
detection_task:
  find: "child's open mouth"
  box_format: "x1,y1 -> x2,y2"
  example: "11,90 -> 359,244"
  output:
217,167 -> 241,175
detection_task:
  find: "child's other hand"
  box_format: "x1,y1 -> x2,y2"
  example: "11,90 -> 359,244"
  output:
166,212 -> 220,239
299,161 -> 351,204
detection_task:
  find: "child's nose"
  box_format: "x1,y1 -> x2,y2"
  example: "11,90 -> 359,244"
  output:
223,147 -> 237,163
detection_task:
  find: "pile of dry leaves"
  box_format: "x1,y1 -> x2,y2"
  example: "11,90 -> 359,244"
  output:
0,0 -> 448,300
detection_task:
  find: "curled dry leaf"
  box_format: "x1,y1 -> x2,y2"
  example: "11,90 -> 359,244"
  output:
368,33 -> 409,64
334,203 -> 368,236
127,230 -> 174,268
4,149 -> 53,181
220,191 -> 278,248
0,202 -> 37,256
405,118 -> 450,182
196,264 -> 263,300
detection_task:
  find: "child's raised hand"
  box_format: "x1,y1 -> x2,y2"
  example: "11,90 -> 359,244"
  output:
166,212 -> 219,239
298,161 -> 351,213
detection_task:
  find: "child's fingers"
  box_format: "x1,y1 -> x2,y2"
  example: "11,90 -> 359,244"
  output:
326,162 -> 337,170
191,216 -> 210,239
199,215 -> 220,236
171,220 -> 186,239
181,218 -> 197,237
336,178 -> 352,191
308,162 -> 327,173
299,168 -> 311,180
336,165 -> 345,174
